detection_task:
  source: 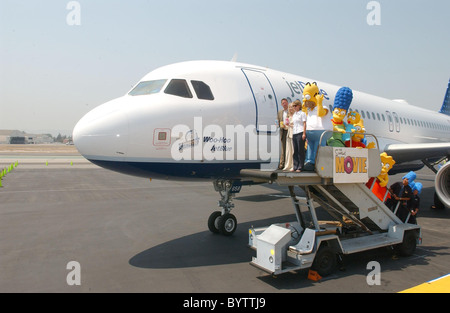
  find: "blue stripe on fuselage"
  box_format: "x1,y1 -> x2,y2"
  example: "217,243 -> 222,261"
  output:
88,160 -> 262,180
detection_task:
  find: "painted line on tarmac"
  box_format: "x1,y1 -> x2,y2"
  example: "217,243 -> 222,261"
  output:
399,273 -> 450,293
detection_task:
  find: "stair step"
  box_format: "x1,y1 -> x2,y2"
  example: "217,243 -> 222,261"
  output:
340,233 -> 401,254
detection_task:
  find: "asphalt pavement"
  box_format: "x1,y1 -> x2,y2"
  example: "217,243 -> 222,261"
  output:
0,158 -> 449,293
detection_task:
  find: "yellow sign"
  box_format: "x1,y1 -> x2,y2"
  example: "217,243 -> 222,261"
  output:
333,147 -> 369,183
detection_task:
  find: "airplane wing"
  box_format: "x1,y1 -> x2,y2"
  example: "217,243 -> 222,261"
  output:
384,142 -> 450,164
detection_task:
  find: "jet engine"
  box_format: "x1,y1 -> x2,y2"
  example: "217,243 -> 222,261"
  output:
435,161 -> 450,209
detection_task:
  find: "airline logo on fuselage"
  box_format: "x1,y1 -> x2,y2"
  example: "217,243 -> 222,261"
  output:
284,79 -> 330,101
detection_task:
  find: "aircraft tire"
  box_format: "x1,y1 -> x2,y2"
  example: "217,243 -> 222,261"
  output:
218,213 -> 237,236
208,211 -> 222,234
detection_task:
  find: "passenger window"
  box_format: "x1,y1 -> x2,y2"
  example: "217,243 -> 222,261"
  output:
366,111 -> 371,119
361,111 -> 366,119
381,114 -> 385,121
191,80 -> 214,100
164,79 -> 193,98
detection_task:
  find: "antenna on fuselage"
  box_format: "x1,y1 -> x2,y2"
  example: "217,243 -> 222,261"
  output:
231,53 -> 238,62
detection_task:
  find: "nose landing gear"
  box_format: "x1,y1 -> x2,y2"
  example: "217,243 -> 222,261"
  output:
207,180 -> 241,236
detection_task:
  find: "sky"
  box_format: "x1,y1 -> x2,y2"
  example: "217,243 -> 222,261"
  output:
0,0 -> 449,136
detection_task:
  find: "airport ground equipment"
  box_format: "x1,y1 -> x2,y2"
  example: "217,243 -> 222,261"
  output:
242,142 -> 422,277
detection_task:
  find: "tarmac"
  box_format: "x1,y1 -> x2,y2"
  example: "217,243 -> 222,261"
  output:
1,144 -> 449,293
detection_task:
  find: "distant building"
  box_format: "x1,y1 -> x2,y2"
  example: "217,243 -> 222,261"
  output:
0,130 -> 54,144
0,130 -> 11,144
0,130 -> 25,144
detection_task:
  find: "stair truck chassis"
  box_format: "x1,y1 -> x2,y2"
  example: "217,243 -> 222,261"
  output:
243,143 -> 422,277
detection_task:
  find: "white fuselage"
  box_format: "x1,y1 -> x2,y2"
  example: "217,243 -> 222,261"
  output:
73,60 -> 450,180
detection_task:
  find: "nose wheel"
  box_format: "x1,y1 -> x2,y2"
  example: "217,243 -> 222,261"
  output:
208,180 -> 241,236
208,211 -> 237,236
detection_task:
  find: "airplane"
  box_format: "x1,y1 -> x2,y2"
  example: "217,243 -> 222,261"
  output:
73,60 -> 450,236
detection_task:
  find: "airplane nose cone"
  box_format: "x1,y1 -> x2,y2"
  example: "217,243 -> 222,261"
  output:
73,98 -> 129,161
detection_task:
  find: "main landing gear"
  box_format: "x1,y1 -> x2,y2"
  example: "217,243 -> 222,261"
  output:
208,179 -> 242,236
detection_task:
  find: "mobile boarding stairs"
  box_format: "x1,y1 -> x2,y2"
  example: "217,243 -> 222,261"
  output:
241,137 -> 422,277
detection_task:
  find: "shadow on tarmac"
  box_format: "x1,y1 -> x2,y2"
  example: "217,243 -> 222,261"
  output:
129,214 -> 294,269
130,178 -> 448,290
130,216 -> 444,290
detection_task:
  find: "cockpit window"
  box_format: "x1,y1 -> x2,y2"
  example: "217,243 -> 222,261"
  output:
191,80 -> 214,100
128,79 -> 167,96
164,79 -> 193,98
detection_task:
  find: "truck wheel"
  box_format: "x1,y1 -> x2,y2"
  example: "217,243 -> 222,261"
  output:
398,231 -> 417,256
312,245 -> 337,277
